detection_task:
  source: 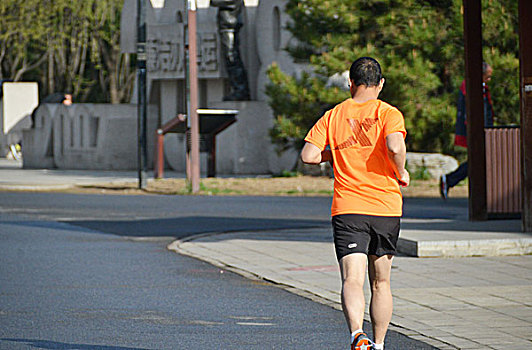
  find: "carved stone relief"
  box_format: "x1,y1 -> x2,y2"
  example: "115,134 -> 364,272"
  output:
147,23 -> 222,79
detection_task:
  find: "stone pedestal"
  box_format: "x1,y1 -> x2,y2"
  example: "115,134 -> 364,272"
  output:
212,100 -> 297,174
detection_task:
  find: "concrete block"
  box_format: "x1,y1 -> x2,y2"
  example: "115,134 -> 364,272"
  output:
1,82 -> 38,154
1,82 -> 38,135
23,103 -> 158,170
22,104 -> 57,168
255,0 -> 308,101
398,237 -> 532,257
120,0 -> 136,54
211,100 -> 296,174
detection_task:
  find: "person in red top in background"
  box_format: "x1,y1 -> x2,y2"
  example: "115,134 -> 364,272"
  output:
440,62 -> 494,199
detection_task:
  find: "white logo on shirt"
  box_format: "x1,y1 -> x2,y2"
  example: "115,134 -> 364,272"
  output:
348,243 -> 358,249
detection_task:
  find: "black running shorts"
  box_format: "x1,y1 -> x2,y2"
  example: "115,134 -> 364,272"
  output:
332,214 -> 400,261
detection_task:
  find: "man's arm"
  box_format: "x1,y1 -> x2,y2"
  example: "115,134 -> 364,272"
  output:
386,132 -> 409,187
300,142 -> 332,164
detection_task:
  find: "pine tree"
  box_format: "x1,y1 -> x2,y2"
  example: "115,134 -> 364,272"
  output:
266,0 -> 519,156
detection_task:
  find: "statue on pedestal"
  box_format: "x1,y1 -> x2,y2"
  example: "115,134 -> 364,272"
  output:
211,0 -> 250,101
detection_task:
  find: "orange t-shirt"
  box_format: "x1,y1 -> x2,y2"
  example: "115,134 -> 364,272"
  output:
304,98 -> 406,217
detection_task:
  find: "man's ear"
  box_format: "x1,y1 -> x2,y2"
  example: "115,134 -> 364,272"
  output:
349,79 -> 355,96
376,78 -> 385,93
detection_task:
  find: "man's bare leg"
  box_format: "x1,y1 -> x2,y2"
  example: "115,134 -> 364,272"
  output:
339,253 -> 368,333
368,254 -> 394,345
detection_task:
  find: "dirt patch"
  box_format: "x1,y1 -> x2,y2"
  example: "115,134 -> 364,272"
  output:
61,176 -> 468,198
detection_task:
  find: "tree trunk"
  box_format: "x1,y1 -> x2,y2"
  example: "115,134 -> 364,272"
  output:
48,47 -> 55,95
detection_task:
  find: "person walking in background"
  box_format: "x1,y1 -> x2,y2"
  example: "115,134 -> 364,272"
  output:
440,62 -> 494,199
301,57 -> 409,350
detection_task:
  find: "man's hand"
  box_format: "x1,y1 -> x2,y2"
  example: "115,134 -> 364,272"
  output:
397,169 -> 410,187
321,149 -> 333,165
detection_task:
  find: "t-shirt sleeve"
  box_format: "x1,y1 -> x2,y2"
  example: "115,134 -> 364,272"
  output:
304,113 -> 329,150
383,108 -> 407,138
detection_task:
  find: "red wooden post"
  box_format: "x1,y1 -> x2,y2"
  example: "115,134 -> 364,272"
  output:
463,0 -> 487,220
154,130 -> 164,179
208,135 -> 216,178
188,1 -> 200,193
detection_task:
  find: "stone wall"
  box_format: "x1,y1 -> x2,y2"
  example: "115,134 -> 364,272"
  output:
23,104 -> 158,170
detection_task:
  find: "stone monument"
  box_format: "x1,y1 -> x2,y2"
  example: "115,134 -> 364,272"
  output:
22,0 -> 305,173
120,0 -> 304,175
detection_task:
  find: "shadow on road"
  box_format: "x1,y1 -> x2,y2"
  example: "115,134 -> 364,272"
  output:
1,193 -> 522,241
1,338 -> 151,350
60,216 -> 329,239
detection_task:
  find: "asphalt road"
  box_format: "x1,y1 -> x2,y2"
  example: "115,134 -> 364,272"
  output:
0,192 -> 439,349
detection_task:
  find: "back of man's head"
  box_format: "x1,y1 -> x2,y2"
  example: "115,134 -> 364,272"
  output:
482,62 -> 491,74
349,57 -> 382,87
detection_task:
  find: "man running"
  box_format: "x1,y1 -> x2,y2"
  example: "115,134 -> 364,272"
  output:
301,57 -> 409,350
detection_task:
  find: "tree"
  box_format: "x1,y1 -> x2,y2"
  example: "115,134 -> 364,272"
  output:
0,0 -> 49,81
46,0 -> 135,103
46,1 -> 94,99
0,0 -> 135,104
91,0 -> 136,104
266,0 -> 520,157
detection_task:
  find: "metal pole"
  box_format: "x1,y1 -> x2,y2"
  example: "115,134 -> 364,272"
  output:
463,0 -> 487,220
184,1 -> 191,184
519,0 -> 532,232
187,0 -> 200,193
137,0 -> 148,189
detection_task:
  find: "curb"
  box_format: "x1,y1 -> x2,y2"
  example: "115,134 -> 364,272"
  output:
0,184 -> 74,191
167,231 -> 458,350
167,231 -> 344,307
399,237 -> 532,257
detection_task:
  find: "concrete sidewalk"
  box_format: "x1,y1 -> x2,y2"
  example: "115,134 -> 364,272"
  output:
0,158 -> 172,190
169,228 -> 532,350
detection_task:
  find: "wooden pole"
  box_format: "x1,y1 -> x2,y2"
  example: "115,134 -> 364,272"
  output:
188,0 -> 200,193
154,131 -> 164,179
519,0 -> 532,232
462,0 -> 487,220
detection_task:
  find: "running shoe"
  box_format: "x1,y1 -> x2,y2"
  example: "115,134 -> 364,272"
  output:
440,174 -> 448,200
351,332 -> 375,350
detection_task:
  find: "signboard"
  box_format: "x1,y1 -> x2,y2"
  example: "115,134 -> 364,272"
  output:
147,23 -> 223,79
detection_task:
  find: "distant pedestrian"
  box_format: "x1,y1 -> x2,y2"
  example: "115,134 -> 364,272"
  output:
440,62 -> 494,199
301,57 -> 409,350
63,93 -> 73,106
30,92 -> 73,127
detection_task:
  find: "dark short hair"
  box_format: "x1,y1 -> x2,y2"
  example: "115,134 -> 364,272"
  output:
482,62 -> 491,74
349,57 -> 382,87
